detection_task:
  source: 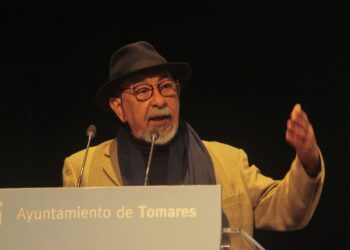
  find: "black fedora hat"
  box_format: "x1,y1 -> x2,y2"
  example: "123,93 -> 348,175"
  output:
96,41 -> 191,109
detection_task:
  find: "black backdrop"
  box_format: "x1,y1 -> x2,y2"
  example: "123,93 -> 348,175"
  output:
1,2 -> 350,249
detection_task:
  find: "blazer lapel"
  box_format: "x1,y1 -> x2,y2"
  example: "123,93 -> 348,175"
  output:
87,139 -> 124,186
102,139 -> 124,186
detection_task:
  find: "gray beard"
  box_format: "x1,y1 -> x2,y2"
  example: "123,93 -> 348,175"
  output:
142,120 -> 178,145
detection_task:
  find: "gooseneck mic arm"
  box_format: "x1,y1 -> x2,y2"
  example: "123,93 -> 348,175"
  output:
144,129 -> 159,186
77,124 -> 97,187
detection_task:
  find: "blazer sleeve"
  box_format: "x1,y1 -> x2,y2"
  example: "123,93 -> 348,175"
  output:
239,149 -> 325,231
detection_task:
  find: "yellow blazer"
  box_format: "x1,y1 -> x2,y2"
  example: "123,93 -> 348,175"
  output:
63,139 -> 324,237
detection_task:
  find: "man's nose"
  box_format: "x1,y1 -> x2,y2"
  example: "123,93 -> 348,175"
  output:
150,87 -> 166,107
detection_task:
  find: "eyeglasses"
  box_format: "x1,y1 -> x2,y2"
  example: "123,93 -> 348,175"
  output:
121,80 -> 179,101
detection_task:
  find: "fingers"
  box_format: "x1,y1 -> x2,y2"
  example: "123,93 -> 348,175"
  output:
286,127 -> 303,149
286,104 -> 320,175
287,119 -> 313,140
285,126 -> 313,149
291,104 -> 310,128
287,125 -> 321,176
285,104 -> 315,148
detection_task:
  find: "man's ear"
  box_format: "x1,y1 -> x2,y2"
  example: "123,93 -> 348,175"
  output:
109,97 -> 126,122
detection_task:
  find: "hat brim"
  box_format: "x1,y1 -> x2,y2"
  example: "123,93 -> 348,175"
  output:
96,62 -> 191,110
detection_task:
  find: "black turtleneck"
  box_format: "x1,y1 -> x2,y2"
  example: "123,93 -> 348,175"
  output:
129,135 -> 169,185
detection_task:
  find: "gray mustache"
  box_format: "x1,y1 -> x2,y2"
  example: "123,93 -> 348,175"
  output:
147,108 -> 173,120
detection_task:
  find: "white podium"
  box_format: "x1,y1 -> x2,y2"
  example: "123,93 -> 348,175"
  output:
0,186 -> 265,250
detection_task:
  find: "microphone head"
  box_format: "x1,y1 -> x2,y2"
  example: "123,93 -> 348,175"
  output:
150,129 -> 159,141
86,124 -> 97,138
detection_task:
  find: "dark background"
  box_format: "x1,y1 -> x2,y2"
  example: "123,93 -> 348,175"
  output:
1,1 -> 349,249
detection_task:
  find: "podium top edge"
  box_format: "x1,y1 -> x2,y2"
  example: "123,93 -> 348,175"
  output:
0,185 -> 222,191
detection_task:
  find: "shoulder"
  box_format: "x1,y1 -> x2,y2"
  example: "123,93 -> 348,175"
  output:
203,140 -> 244,157
65,139 -> 115,164
202,140 -> 249,168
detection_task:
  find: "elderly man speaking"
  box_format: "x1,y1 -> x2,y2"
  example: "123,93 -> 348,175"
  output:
63,41 -> 325,244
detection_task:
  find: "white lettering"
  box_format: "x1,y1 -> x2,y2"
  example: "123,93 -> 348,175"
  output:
16,208 -> 26,221
15,207 -> 112,223
189,207 -> 197,217
138,205 -> 147,218
137,205 -> 197,219
116,206 -> 133,219
102,208 -> 111,218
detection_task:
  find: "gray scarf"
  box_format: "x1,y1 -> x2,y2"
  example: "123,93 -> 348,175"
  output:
117,121 -> 216,185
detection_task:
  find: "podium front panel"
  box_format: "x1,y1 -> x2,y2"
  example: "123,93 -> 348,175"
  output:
0,186 -> 221,250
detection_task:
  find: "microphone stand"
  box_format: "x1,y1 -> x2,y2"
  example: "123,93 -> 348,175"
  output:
144,130 -> 159,186
77,125 -> 96,187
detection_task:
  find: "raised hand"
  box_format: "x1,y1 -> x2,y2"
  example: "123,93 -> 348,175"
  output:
286,104 -> 320,177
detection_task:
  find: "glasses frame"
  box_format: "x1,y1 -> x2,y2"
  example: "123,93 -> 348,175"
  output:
120,79 -> 180,101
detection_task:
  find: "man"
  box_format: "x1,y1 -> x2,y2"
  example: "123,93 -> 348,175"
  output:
63,41 -> 324,243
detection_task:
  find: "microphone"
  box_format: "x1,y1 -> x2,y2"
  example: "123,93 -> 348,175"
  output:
77,124 -> 97,187
144,129 -> 159,186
